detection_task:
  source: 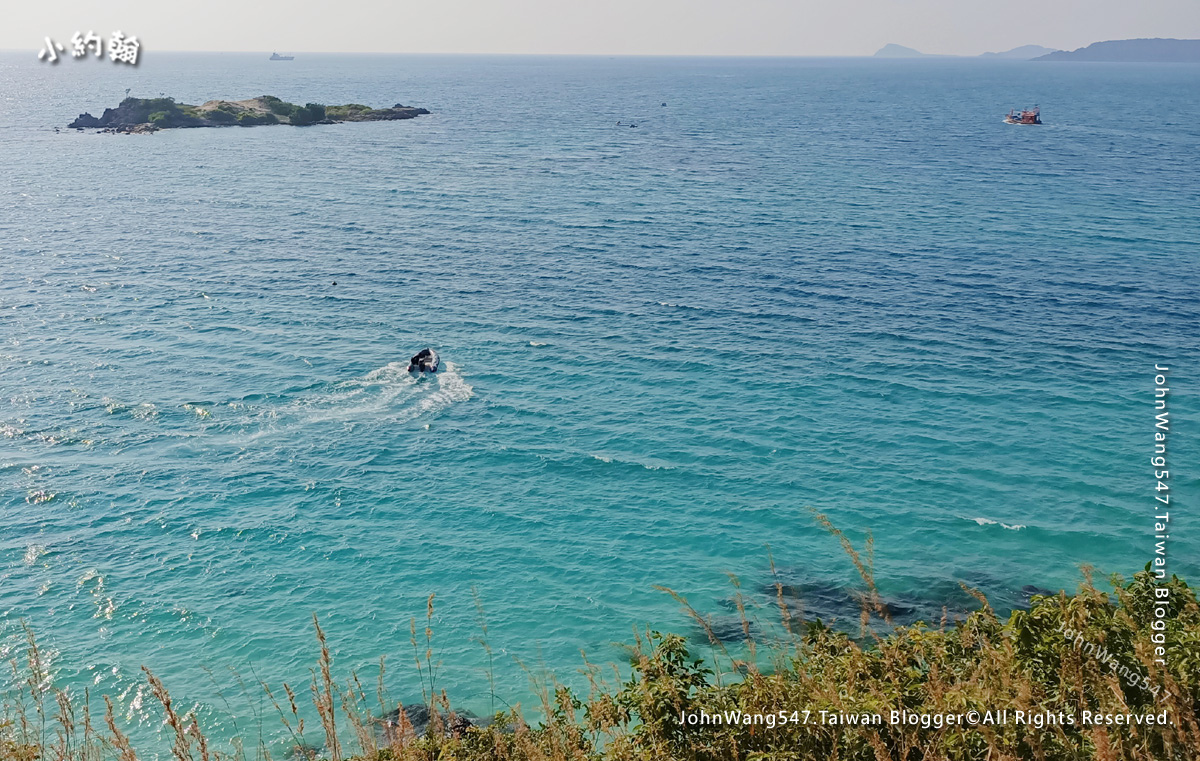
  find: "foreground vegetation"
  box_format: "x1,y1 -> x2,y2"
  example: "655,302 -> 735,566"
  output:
3,555 -> 1198,760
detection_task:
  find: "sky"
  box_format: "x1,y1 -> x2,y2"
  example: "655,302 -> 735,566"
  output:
6,0 -> 1200,56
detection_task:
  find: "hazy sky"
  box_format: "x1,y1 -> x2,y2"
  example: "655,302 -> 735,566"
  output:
6,0 -> 1200,56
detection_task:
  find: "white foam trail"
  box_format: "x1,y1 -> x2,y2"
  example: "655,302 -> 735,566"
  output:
208,361 -> 472,444
970,517 -> 1026,531
288,361 -> 472,427
414,361 -> 474,417
249,357 -> 472,429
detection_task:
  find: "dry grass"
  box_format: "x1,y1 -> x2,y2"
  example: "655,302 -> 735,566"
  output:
4,535 -> 1198,761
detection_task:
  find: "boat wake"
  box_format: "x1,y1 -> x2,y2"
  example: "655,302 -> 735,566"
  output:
291,361 -> 473,427
192,361 -> 473,444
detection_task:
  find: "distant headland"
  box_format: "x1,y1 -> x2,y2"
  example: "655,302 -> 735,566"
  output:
68,95 -> 430,133
873,43 -> 1057,60
874,38 -> 1200,62
872,43 -> 930,58
1033,38 -> 1200,62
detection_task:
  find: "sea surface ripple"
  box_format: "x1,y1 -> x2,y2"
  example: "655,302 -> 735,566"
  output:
1,53 -> 1198,747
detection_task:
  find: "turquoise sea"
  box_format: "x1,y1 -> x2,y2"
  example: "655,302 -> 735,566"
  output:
2,52 -> 1199,747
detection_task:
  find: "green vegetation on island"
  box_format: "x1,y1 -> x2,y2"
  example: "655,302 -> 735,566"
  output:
3,560 -> 1197,761
68,96 -> 430,132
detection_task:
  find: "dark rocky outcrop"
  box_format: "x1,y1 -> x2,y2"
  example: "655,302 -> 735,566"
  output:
690,572 -> 1066,642
381,703 -> 479,738
758,578 -> 952,629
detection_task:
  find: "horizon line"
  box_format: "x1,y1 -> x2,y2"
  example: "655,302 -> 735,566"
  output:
4,37 -> 1197,58
0,48 -> 1058,58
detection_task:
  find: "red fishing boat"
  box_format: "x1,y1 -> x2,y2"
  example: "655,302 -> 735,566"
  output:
1004,106 -> 1042,125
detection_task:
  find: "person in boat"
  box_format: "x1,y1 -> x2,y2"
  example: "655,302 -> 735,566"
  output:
407,348 -> 438,372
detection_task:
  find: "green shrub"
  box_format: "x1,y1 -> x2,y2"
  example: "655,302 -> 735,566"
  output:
234,112 -> 280,126
117,97 -> 183,124
289,105 -> 314,126
326,104 -> 376,119
262,95 -> 295,115
206,109 -> 236,124
289,103 -> 327,126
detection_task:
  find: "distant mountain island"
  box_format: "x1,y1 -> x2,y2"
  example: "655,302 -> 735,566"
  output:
874,38 -> 1200,62
1033,38 -> 1200,62
873,44 -> 928,58
980,45 -> 1059,59
874,43 -> 1057,60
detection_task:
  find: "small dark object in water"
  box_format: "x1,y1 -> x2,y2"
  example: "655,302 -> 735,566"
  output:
407,348 -> 439,373
630,124 -> 638,128
382,703 -> 478,737
1004,106 -> 1042,125
331,281 -> 337,285
661,102 -> 666,106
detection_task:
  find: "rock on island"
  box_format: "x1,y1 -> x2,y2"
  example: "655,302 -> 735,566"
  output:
68,95 -> 431,133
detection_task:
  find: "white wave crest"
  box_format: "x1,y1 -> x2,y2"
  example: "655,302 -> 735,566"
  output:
969,517 -> 1026,531
23,544 -> 47,566
589,452 -> 675,471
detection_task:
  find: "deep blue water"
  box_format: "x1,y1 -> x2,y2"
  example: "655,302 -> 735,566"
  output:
2,53 -> 1199,748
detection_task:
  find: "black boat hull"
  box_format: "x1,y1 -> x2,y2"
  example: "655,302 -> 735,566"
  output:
407,349 -> 440,373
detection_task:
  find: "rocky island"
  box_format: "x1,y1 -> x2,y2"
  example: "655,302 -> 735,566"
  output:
68,95 -> 430,133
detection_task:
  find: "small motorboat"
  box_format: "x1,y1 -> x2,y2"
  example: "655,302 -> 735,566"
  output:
407,348 -> 439,373
1004,106 -> 1042,125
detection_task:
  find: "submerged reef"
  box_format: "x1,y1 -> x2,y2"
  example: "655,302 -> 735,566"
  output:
68,95 -> 430,132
